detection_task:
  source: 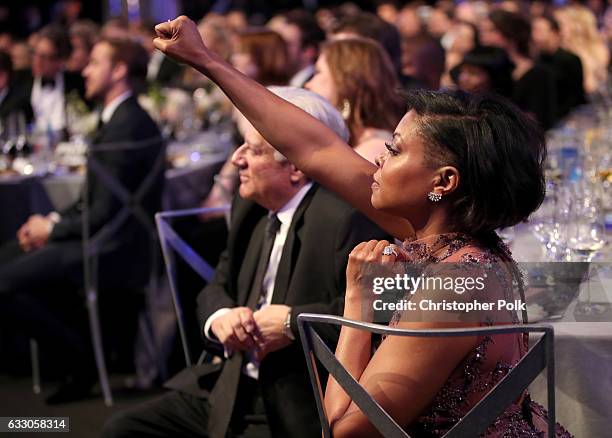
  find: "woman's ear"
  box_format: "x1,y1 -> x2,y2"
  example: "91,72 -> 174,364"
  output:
432,166 -> 460,196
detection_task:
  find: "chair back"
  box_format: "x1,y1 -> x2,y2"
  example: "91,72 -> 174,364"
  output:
156,205 -> 230,366
81,134 -> 165,406
297,313 -> 556,438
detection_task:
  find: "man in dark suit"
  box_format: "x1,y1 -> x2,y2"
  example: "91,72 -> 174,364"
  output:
102,87 -> 388,438
532,15 -> 586,119
0,37 -> 164,403
23,24 -> 87,136
0,51 -> 33,122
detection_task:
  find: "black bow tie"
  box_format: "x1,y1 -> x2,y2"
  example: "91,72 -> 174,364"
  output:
40,77 -> 56,88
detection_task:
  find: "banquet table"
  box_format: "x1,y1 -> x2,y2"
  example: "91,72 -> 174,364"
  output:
511,224 -> 612,437
0,131 -> 231,244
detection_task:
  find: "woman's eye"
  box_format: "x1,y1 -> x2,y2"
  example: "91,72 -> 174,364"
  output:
385,142 -> 399,156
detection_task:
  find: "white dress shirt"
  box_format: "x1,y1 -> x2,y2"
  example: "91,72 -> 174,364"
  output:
204,182 -> 313,379
100,90 -> 133,124
31,72 -> 65,133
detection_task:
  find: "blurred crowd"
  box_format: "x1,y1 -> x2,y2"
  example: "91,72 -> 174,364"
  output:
1,1 -> 611,142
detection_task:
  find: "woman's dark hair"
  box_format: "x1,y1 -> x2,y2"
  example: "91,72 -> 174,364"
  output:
403,90 -> 546,239
454,46 -> 515,97
489,10 -> 531,57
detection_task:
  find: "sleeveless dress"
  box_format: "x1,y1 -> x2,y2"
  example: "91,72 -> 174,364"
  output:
385,233 -> 573,437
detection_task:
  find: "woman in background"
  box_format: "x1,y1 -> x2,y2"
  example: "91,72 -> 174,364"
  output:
555,4 -> 610,95
306,37 -> 404,163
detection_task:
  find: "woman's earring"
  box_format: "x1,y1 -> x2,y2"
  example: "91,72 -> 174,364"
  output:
428,191 -> 442,202
340,99 -> 351,120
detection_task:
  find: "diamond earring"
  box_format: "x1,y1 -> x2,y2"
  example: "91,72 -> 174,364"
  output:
428,191 -> 442,202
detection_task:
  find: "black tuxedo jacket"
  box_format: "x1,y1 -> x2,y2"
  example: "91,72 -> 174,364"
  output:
167,185 -> 389,438
0,86 -> 33,122
50,96 -> 165,285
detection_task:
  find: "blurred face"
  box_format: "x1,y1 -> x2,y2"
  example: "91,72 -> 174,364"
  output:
531,18 -> 556,52
479,19 -> 506,48
32,37 -> 63,79
458,64 -> 491,93
231,52 -> 259,80
372,110 -> 437,219
67,36 -> 90,72
451,23 -> 476,54
427,9 -> 452,39
82,42 -> 115,100
231,126 -> 297,210
272,21 -> 302,67
305,54 -> 337,105
11,43 -> 31,71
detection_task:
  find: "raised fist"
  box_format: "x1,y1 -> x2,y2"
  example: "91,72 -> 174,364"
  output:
153,16 -> 209,67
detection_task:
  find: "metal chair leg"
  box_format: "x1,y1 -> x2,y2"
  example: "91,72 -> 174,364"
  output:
86,287 -> 113,406
30,339 -> 41,395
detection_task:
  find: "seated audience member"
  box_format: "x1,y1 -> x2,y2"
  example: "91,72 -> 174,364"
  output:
102,86 -> 389,438
0,37 -> 164,404
305,37 -> 405,163
24,24 -> 87,136
231,28 -> 290,87
9,41 -> 33,87
400,33 -> 446,90
454,46 -> 515,98
0,51 -> 32,121
480,9 -> 558,130
532,14 -> 586,119
152,16 -> 573,436
440,20 -> 479,89
329,12 -> 404,85
66,19 -> 99,74
267,10 -> 325,88
554,4 -> 610,96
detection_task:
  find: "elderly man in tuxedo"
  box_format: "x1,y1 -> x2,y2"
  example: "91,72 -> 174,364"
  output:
102,87 -> 389,438
0,37 -> 164,403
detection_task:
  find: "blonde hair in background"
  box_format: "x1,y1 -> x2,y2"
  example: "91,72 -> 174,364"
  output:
555,5 -> 609,95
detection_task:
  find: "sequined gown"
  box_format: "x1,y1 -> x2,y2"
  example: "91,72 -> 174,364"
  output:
387,233 -> 573,437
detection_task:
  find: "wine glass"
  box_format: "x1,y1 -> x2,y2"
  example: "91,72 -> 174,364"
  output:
565,179 -> 608,316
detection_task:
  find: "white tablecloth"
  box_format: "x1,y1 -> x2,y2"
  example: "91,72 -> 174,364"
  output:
511,224 -> 612,437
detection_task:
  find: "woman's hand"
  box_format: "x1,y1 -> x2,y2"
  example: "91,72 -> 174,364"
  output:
153,16 -> 211,68
345,240 -> 408,320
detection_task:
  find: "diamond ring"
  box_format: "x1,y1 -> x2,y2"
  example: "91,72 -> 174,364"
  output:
382,245 -> 397,256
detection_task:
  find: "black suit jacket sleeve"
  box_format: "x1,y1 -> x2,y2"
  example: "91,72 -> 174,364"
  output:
195,247 -> 236,333
289,207 -> 385,342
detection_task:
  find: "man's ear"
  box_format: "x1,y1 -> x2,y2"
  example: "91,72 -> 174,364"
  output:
288,164 -> 306,185
111,61 -> 128,83
431,166 -> 460,196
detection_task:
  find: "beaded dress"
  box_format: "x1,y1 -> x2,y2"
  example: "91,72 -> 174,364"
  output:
387,233 -> 573,437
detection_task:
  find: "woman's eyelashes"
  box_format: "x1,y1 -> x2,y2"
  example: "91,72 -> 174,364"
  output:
385,141 -> 400,156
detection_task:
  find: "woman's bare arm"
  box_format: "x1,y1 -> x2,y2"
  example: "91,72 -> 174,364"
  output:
153,16 -> 414,239
330,321 -> 479,438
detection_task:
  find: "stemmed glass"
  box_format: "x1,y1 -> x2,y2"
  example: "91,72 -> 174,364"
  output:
565,178 -> 608,316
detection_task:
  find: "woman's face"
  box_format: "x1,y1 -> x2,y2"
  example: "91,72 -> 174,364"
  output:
479,19 -> 506,48
371,110 -> 439,221
305,54 -> 338,106
458,64 -> 491,93
231,52 -> 259,80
